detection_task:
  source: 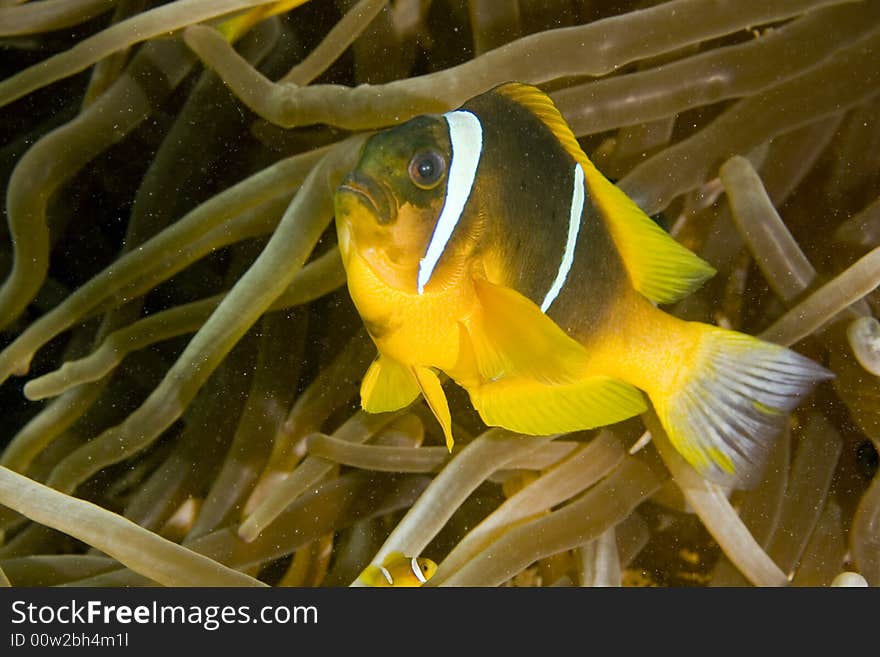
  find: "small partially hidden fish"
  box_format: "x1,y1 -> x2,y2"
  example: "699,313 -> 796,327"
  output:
216,0 -> 309,43
334,82 -> 832,487
358,552 -> 437,587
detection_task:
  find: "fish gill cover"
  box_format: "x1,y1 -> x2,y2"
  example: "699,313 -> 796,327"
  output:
0,0 -> 877,587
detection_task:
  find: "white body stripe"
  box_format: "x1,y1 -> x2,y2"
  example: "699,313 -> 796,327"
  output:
417,110 -> 483,294
378,565 -> 394,586
540,163 -> 584,313
411,557 -> 427,584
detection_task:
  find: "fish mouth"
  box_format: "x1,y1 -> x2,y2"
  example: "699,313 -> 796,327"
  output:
337,171 -> 396,225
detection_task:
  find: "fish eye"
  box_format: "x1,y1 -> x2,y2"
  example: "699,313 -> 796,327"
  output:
408,150 -> 446,189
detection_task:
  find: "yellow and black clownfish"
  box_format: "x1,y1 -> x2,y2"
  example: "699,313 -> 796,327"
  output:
333,82 -> 832,487
357,552 -> 438,587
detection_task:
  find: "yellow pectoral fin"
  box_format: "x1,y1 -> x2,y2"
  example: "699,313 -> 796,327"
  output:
469,277 -> 588,383
412,366 -> 454,452
470,374 -> 647,436
361,355 -> 420,413
494,82 -> 715,305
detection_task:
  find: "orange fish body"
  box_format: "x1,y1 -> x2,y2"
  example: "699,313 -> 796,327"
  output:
334,83 -> 831,487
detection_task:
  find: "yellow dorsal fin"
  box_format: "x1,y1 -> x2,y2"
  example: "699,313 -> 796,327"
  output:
360,354 -> 420,413
467,277 -> 587,384
382,551 -> 407,566
494,82 -> 716,305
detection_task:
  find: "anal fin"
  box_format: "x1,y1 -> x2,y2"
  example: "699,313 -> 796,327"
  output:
470,374 -> 647,436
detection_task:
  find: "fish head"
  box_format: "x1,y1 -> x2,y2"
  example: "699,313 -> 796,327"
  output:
335,114 -> 469,294
414,556 -> 438,583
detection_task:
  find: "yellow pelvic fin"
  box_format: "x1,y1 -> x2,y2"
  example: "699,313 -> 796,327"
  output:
412,366 -> 454,452
494,82 -> 716,305
361,354 -> 420,413
468,277 -> 588,383
651,326 -> 833,488
470,374 -> 646,436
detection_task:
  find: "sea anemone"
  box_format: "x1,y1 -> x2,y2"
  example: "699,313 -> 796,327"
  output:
0,0 -> 877,587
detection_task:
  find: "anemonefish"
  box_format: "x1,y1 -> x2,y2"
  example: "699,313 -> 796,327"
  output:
358,552 -> 438,587
333,82 -> 832,487
216,0 -> 309,43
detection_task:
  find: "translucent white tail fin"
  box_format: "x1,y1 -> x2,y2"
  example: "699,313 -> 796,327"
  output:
652,328 -> 833,488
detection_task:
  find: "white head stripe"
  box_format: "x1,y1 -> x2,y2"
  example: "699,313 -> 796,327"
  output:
411,557 -> 427,584
417,110 -> 483,294
541,163 -> 584,313
378,565 -> 394,586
